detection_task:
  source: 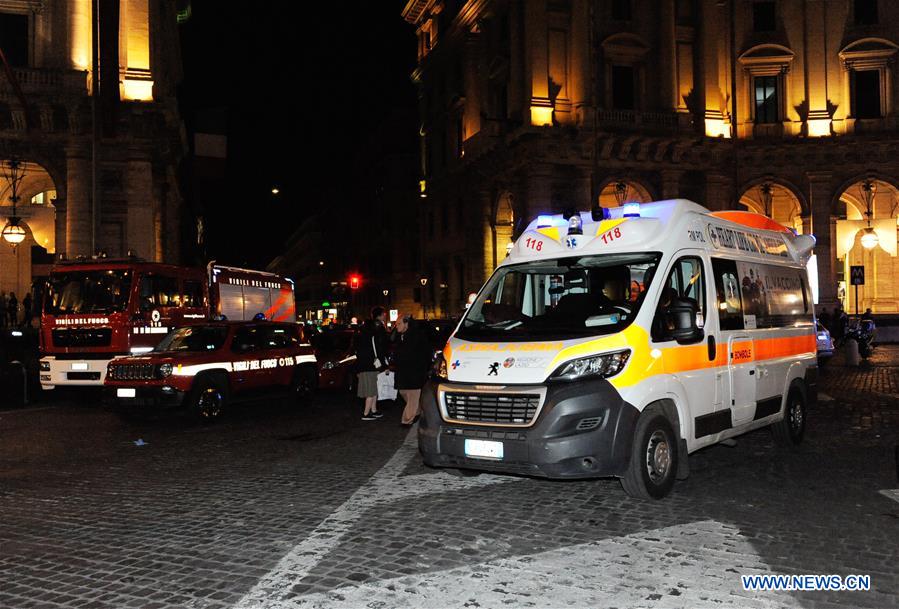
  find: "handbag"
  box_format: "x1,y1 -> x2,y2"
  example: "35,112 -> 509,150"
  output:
371,336 -> 382,369
376,370 -> 397,401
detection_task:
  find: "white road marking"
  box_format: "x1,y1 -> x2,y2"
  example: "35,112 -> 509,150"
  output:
286,520 -> 793,609
235,428 -> 522,609
880,489 -> 899,504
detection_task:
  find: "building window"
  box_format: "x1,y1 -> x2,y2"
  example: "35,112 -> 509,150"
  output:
853,70 -> 881,118
752,2 -> 776,33
611,65 -> 635,110
0,12 -> 28,67
754,76 -> 779,123
30,190 -> 57,206
611,0 -> 632,21
854,0 -> 878,25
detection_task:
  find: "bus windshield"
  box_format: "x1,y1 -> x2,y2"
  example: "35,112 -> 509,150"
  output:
44,270 -> 133,315
154,326 -> 228,353
457,253 -> 661,342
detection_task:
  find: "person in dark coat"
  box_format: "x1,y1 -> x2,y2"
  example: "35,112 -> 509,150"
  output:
355,307 -> 388,420
7,292 -> 17,328
393,314 -> 433,425
21,293 -> 33,328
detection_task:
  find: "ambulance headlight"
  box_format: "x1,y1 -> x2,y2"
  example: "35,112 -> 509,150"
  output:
549,350 -> 630,381
157,363 -> 173,378
432,354 -> 448,380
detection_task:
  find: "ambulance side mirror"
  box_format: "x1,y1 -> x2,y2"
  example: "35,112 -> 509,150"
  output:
666,297 -> 704,345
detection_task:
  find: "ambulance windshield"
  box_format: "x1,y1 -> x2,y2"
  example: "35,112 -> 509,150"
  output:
459,253 -> 661,341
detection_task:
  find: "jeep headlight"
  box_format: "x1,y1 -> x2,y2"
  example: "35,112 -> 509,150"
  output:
433,354 -> 448,380
549,350 -> 630,381
157,363 -> 173,378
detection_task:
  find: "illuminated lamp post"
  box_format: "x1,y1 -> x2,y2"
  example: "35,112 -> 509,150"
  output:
420,276 -> 429,320
2,159 -> 27,245
613,181 -> 629,207
860,179 -> 879,250
758,182 -> 773,218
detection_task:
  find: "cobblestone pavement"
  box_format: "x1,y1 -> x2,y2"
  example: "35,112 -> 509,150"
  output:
1,348 -> 898,609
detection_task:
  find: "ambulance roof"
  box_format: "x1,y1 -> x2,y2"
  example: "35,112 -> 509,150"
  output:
504,199 -> 814,267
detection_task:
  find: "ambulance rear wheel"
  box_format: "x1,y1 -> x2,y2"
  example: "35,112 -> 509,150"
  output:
189,377 -> 228,423
620,413 -> 678,500
772,390 -> 805,446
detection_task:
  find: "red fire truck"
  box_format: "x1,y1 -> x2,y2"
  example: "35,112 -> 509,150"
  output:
39,259 -> 296,390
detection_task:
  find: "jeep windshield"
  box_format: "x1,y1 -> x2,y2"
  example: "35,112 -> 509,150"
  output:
44,269 -> 133,315
154,326 -> 229,353
456,253 -> 661,342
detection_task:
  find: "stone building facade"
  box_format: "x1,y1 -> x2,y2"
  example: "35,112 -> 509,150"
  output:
403,0 -> 899,316
0,0 -> 185,298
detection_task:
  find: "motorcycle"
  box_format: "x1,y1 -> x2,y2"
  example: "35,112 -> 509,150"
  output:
845,319 -> 876,359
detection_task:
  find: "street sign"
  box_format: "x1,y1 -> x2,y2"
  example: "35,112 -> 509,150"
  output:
850,265 -> 865,286
389,309 -> 398,322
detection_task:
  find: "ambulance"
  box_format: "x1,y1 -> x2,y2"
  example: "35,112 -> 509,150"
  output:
419,199 -> 818,499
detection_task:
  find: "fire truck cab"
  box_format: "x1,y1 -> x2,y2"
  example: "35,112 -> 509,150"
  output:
39,259 -> 295,389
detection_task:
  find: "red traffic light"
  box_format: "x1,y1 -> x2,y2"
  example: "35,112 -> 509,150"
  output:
349,275 -> 361,289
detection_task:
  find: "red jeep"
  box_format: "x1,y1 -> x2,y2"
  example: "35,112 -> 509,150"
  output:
104,321 -> 317,421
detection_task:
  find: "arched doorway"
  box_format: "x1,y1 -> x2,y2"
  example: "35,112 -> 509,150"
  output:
835,177 -> 899,313
597,179 -> 653,208
490,191 -> 515,269
0,159 -> 58,300
738,181 -> 807,234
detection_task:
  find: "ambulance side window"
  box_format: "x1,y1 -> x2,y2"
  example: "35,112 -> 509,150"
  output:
712,258 -> 744,330
652,256 -> 706,342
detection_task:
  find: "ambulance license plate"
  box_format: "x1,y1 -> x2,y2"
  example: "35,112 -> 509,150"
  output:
464,439 -> 503,460
117,388 -> 136,398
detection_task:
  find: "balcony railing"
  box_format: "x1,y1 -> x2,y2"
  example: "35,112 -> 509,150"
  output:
596,108 -> 681,129
0,67 -> 88,97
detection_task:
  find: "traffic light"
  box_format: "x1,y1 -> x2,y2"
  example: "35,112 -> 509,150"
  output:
349,275 -> 361,290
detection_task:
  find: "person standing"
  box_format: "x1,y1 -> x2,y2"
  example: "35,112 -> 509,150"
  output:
355,307 -> 388,421
22,292 -> 33,328
393,314 -> 433,426
7,292 -> 17,328
0,292 -> 6,328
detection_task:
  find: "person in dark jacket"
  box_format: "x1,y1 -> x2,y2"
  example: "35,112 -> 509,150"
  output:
21,293 -> 33,328
355,307 -> 388,420
393,314 -> 433,425
7,292 -> 17,328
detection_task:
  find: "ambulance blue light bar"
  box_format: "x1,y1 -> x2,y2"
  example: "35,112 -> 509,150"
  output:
537,215 -> 555,228
622,202 -> 641,218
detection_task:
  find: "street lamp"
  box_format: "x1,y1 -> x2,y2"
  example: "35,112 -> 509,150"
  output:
613,181 -> 629,206
382,289 -> 389,296
758,182 -> 773,217
420,276 -> 429,319
2,159 -> 27,245
860,179 -> 879,250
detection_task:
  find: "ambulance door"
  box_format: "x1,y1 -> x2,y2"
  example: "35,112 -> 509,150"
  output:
653,254 -> 716,429
711,259 -> 757,427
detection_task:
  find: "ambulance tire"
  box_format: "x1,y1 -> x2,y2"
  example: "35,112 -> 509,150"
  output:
291,365 -> 317,405
772,389 -> 805,447
188,374 -> 228,424
620,413 -> 678,500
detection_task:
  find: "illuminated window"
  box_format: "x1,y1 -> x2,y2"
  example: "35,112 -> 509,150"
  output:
854,0 -> 878,25
0,12 -> 28,66
754,76 -> 779,124
853,70 -> 881,118
611,65 -> 635,110
30,190 -> 57,206
611,0 -> 631,21
753,2 -> 776,33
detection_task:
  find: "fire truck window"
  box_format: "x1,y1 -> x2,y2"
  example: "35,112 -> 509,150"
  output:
140,275 -> 180,309
231,326 -> 262,353
183,280 -> 204,308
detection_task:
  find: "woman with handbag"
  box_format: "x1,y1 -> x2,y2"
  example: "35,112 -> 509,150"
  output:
356,307 -> 388,421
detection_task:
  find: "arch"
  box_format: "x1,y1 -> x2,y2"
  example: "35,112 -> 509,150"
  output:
739,43 -> 795,61
596,177 -> 656,208
0,159 -> 59,254
738,175 -> 809,215
839,37 -> 899,55
600,32 -> 650,62
830,171 -> 899,214
737,178 -> 806,234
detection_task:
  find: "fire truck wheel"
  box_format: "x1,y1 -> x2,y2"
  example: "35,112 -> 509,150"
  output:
619,412 -> 678,500
292,366 -> 317,404
189,375 -> 228,423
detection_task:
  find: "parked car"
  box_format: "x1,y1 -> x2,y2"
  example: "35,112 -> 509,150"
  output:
104,321 -> 317,421
816,321 -> 834,364
312,329 -> 357,391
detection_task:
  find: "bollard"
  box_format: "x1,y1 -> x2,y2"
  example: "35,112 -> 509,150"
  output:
844,338 -> 860,367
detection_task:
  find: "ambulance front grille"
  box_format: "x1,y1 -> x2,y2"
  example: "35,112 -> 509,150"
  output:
444,392 -> 541,425
108,363 -> 156,381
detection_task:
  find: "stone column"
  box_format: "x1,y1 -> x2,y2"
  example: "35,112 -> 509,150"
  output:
125,155 -> 155,260
661,169 -> 683,199
700,0 -> 728,137
525,0 -> 551,125
65,148 -> 91,257
807,171 -> 837,306
463,32 -> 482,139
659,0 -> 678,111
525,166 -> 553,220
53,196 -> 67,258
704,173 -> 732,211
570,0 -> 591,126
803,0 -> 831,136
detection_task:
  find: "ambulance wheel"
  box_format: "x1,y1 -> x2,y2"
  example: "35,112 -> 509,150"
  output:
772,390 -> 805,447
292,366 -> 317,404
620,413 -> 678,500
189,376 -> 228,423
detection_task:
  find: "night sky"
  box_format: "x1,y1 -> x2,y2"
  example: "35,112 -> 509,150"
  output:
177,2 -> 418,269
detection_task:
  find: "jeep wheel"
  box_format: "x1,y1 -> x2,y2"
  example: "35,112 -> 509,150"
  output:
190,378 -> 227,423
620,413 -> 678,500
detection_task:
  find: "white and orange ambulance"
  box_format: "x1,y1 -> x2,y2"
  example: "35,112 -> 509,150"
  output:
419,199 -> 818,499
